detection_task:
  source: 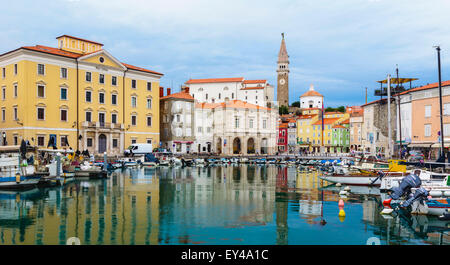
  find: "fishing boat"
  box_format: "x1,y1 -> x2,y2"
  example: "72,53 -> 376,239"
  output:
141,153 -> 159,167
318,168 -> 407,186
220,158 -> 230,164
230,158 -> 239,164
381,171 -> 449,191
239,157 -> 249,164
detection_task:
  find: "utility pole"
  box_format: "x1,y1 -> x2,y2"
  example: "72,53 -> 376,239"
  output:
387,74 -> 392,159
397,65 -> 402,158
436,46 -> 445,158
365,87 -> 367,104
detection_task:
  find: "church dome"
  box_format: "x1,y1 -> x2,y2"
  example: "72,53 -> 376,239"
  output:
301,84 -> 323,98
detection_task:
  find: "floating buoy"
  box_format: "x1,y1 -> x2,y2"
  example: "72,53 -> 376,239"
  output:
381,208 -> 393,215
338,199 -> 344,207
339,209 -> 346,217
339,215 -> 346,222
336,183 -> 342,187
382,198 -> 392,207
344,186 -> 351,192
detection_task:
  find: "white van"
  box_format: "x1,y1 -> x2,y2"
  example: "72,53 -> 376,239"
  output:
124,143 -> 153,156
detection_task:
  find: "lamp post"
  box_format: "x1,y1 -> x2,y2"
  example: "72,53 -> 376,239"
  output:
435,46 -> 444,158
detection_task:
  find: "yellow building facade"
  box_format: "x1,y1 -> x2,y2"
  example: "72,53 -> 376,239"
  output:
0,35 -> 163,155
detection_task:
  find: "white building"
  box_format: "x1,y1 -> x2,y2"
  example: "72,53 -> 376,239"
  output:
300,84 -> 324,109
186,77 -> 275,108
194,100 -> 278,155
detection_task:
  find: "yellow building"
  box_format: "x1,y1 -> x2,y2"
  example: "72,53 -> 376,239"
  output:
0,35 -> 163,155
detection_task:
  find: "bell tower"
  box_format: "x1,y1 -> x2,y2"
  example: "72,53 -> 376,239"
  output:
277,33 -> 289,107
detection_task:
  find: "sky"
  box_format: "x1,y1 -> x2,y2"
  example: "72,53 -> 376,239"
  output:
2,0 -> 450,107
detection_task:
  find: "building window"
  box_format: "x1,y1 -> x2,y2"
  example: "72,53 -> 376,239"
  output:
1,108 -> 5,121
147,98 -> 152,109
113,138 -> 118,148
131,115 -> 137,126
60,109 -> 67,122
2,87 -> 5,100
1,68 -> 5,78
111,113 -> 117,124
147,82 -> 152,91
112,76 -> 117,86
131,139 -> 137,144
87,138 -> 93,147
13,84 -> 18,98
424,124 -> 431,137
14,64 -> 17,75
198,127 -> 202,133
444,103 -> 450,116
99,92 -> 105,104
131,80 -> 136,89
37,64 -> 45,75
61,136 -> 68,147
85,72 -> 91,82
131,96 -> 137,108
235,117 -> 239,128
37,136 -> 45,146
60,88 -> 68,100
85,91 -> 92,102
263,119 -> 267,129
425,105 -> 431,118
99,74 -> 105,84
37,107 -> 45,120
13,135 -> 18,145
249,119 -> 253,128
61,67 -> 67,79
205,93 -> 208,100
85,111 -> 92,122
146,139 -> 152,144
13,107 -> 17,121
37,85 -> 45,98
147,116 -> 152,127
111,94 -> 117,105
232,93 -> 234,99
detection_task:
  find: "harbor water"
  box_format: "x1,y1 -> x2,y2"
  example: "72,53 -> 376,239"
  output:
0,165 -> 448,245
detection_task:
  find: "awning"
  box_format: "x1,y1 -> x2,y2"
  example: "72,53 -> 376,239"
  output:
407,143 -> 434,148
431,143 -> 450,148
376,78 -> 418,84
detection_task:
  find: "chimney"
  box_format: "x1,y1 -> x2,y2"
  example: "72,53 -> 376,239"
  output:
160,86 -> 164,97
167,87 -> 171,96
183,86 -> 190,94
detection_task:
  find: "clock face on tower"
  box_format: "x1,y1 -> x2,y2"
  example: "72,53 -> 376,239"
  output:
279,78 -> 285,85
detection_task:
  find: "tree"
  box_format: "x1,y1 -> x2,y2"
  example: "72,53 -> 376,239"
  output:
279,105 -> 289,115
291,101 -> 300,108
337,106 -> 346,113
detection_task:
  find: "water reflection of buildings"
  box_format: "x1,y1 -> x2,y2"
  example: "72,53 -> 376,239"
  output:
157,165 -> 277,244
0,168 -> 160,245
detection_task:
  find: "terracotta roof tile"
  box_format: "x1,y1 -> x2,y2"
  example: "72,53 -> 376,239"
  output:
333,125 -> 346,129
399,80 -> 450,95
312,117 -> 340,125
301,90 -> 323,97
243,79 -> 266,84
160,91 -> 194,100
185,77 -> 244,84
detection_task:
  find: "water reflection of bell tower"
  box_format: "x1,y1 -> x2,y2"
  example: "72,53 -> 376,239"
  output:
275,167 -> 288,245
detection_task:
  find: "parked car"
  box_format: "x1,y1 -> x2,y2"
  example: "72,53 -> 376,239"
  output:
124,143 -> 153,156
408,150 -> 424,162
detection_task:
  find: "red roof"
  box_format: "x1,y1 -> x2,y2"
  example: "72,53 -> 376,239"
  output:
160,91 -> 194,100
296,115 -> 315,119
243,79 -> 266,84
56,35 -> 104,46
301,90 -> 323,97
185,77 -> 244,84
121,62 -> 163,76
341,119 -> 349,124
312,118 -> 340,125
6,45 -> 163,76
399,80 -> 450,95
333,125 -> 346,129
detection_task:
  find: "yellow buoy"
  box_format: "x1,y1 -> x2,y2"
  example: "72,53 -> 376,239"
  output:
339,215 -> 346,222
339,209 -> 346,217
15,173 -> 21,184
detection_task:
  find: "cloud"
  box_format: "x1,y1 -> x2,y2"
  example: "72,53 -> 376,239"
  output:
1,0 -> 449,106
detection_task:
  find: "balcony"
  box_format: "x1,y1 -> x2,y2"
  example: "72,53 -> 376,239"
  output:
82,121 -> 123,130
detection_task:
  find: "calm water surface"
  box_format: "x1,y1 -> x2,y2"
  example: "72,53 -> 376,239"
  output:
0,165 -> 448,245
